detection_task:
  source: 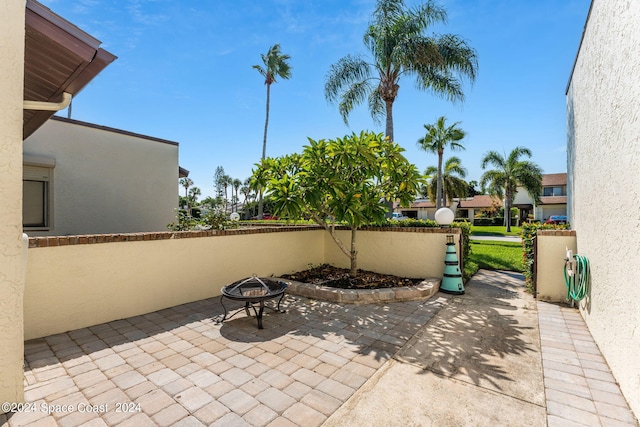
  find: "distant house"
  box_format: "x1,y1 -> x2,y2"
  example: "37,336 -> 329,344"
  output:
513,173 -> 567,221
23,116 -> 186,236
396,173 -> 567,223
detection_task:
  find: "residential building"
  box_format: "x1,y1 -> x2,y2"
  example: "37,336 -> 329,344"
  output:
2,0 -> 116,405
398,174 -> 566,224
566,0 -> 640,416
513,172 -> 567,221
24,116 -> 183,236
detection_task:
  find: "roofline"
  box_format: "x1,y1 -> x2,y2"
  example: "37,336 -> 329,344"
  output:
27,0 -> 101,48
49,116 -> 180,146
566,0 -> 595,94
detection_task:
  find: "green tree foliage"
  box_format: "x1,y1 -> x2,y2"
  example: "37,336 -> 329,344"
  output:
324,0 -> 477,141
480,147 -> 543,232
423,156 -> 468,203
214,166 -> 226,198
253,43 -> 292,218
417,116 -> 466,209
251,131 -> 424,276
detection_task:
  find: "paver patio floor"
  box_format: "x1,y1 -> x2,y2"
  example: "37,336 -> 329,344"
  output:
2,271 -> 637,426
1,292 -> 447,427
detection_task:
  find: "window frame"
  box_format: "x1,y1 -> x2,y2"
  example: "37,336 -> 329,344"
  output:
23,156 -> 55,231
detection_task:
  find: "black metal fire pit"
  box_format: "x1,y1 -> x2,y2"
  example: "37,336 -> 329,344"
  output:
217,276 -> 287,329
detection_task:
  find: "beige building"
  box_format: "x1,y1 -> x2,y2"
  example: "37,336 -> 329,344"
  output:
513,173 -> 567,221
400,174 -> 566,224
566,0 -> 640,416
24,116 -> 182,236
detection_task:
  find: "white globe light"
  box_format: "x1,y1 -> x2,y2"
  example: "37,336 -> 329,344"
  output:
230,212 -> 240,221
435,208 -> 455,225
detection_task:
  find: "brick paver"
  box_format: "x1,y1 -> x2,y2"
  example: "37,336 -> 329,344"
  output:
538,301 -> 638,426
2,287 -> 638,426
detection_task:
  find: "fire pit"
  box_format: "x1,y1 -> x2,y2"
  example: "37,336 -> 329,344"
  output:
217,276 -> 287,329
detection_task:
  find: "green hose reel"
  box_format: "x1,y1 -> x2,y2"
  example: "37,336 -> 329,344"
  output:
564,250 -> 590,302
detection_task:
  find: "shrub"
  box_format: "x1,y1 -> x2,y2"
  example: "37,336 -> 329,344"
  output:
521,222 -> 570,292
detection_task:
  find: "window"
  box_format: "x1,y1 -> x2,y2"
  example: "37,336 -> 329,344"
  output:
543,186 -> 566,197
23,164 -> 52,229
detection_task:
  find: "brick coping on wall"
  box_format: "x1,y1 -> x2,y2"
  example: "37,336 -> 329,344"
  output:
537,229 -> 576,237
27,225 -> 461,248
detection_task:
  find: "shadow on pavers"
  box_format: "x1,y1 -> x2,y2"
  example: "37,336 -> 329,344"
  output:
323,270 -> 546,427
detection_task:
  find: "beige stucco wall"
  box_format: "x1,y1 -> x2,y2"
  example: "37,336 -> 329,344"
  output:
23,118 -> 179,235
25,230 -> 325,340
567,0 -> 640,416
0,0 -> 26,406
536,233 -> 577,303
324,228 -> 457,278
25,228 -> 455,340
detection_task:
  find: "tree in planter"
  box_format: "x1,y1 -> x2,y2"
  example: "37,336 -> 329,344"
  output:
250,131 -> 424,277
480,146 -> 542,232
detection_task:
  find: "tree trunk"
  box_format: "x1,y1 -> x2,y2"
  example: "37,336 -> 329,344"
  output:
310,213 -> 358,276
385,100 -> 394,142
258,83 -> 271,219
505,187 -> 512,232
436,150 -> 444,210
349,227 -> 358,277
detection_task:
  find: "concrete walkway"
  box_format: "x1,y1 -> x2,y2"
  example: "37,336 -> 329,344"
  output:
324,270 -> 638,427
1,270 -> 637,426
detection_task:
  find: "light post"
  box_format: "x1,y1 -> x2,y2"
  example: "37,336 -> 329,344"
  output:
435,208 -> 465,295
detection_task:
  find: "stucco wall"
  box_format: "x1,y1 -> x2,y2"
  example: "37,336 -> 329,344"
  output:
536,232 -> 577,303
0,0 -> 26,406
24,227 -> 454,340
567,0 -> 640,415
23,118 -> 179,235
324,228 -> 458,278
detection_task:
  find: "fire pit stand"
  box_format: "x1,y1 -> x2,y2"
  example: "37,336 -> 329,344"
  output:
217,276 -> 287,329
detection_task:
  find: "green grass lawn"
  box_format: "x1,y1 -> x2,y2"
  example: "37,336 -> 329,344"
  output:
464,240 -> 524,279
470,225 -> 522,237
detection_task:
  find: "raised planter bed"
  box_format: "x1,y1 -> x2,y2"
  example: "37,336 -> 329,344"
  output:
278,278 -> 440,304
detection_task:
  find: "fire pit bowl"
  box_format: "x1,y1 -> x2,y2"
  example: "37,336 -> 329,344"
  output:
217,276 -> 287,329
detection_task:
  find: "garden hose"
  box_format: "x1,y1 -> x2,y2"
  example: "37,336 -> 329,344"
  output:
564,254 -> 590,302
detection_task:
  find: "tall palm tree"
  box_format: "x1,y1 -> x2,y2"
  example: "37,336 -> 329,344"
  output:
253,43 -> 292,218
417,116 -> 466,209
240,179 -> 252,219
232,178 -> 242,212
423,156 -> 468,204
179,177 -> 193,214
324,0 -> 477,141
222,175 -> 232,213
480,147 -> 543,232
188,187 -> 201,217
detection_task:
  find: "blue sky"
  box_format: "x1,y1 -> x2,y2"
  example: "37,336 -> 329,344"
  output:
43,0 -> 590,198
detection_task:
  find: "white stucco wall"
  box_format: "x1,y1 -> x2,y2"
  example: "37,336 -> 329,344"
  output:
0,0 -> 26,407
567,0 -> 640,416
23,118 -> 179,235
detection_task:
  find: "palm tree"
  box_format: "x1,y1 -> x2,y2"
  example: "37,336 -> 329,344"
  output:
240,179 -> 253,219
222,175 -> 232,213
188,187 -> 201,217
232,178 -> 242,212
179,177 -> 193,214
480,147 -> 543,232
423,156 -> 468,204
253,43 -> 292,218
324,0 -> 477,141
417,116 -> 466,209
